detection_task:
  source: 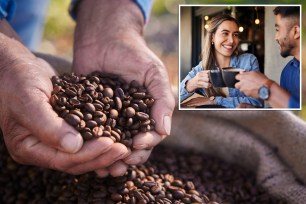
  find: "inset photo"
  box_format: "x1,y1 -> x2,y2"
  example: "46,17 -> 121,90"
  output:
179,5 -> 301,110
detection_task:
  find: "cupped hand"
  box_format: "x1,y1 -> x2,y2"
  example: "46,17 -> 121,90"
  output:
72,0 -> 175,174
0,33 -> 129,176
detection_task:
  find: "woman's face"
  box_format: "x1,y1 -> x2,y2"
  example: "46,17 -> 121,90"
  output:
212,20 -> 239,57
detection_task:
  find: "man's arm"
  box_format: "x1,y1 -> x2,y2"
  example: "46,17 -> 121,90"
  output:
235,71 -> 290,108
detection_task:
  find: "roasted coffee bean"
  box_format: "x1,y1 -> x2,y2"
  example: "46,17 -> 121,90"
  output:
126,107 -> 136,118
82,131 -> 93,140
136,112 -> 149,121
103,88 -> 114,98
93,126 -> 103,137
111,193 -> 122,202
111,130 -> 121,142
109,109 -> 118,119
133,92 -> 146,99
173,190 -> 185,199
86,120 -> 98,129
70,110 -> 84,119
64,113 -> 80,126
83,112 -> 93,121
114,97 -> 122,110
84,103 -> 96,113
57,96 -> 67,106
65,87 -> 77,97
93,102 -> 103,111
69,98 -> 81,107
115,88 -> 124,100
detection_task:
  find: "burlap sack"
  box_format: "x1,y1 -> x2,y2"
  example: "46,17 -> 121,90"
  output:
163,110 -> 306,204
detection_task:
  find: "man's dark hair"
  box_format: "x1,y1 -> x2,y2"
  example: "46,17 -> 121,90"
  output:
273,6 -> 300,18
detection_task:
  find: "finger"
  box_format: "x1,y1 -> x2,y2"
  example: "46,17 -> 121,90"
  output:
65,142 -> 129,174
108,160 -> 129,177
95,168 -> 109,178
12,68 -> 83,154
124,149 -> 152,165
13,135 -> 114,172
235,82 -> 241,89
132,131 -> 164,150
144,64 -> 175,136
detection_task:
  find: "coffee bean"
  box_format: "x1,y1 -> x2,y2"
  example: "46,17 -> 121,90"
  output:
86,120 -> 98,129
65,114 -> 80,126
82,131 -> 93,140
93,126 -> 103,137
69,98 -> 81,108
133,92 -> 146,99
84,103 -> 96,113
109,109 -> 118,119
114,97 -> 122,110
172,190 -> 185,200
111,193 -> 122,202
103,88 -> 114,98
125,107 -> 136,118
136,112 -> 149,121
83,112 -> 93,121
185,181 -> 195,190
70,110 -> 84,119
115,88 -> 124,100
111,130 -> 121,142
93,103 -> 103,111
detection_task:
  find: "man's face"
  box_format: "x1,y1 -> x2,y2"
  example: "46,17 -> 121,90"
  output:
274,14 -> 295,58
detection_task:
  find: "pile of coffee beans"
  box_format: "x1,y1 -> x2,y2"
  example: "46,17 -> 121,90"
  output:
50,72 -> 155,147
0,134 -> 286,204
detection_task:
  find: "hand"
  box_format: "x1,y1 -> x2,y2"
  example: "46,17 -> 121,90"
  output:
72,0 -> 175,174
235,71 -> 268,98
181,97 -> 212,107
0,33 -> 129,177
186,70 -> 211,92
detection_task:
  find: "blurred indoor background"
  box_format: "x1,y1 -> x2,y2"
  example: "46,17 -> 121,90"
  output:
37,0 -> 305,118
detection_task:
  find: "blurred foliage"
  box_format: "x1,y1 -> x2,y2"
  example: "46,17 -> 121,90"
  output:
43,0 -> 74,39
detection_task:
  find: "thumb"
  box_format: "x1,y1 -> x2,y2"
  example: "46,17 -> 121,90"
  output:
19,92 -> 83,153
145,65 -> 175,136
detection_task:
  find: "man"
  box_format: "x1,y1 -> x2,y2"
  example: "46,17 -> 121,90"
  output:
236,6 -> 300,108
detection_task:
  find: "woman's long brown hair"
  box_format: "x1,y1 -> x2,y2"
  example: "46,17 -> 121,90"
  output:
202,14 -> 239,97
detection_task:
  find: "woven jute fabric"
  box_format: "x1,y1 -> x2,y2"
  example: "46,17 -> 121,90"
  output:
164,110 -> 306,204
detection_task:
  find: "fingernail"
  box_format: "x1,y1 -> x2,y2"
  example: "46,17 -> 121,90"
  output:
60,133 -> 83,153
125,156 -> 141,165
163,115 -> 171,135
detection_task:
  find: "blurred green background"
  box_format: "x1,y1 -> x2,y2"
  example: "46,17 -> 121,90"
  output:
40,0 -> 306,119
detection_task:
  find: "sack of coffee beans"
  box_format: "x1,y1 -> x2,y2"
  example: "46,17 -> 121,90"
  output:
166,110 -> 306,204
0,134 -> 285,204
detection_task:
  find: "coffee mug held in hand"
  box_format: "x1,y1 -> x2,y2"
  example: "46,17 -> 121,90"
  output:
221,67 -> 245,88
208,70 -> 226,88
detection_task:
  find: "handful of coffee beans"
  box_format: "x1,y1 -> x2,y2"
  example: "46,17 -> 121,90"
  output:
50,72 -> 155,147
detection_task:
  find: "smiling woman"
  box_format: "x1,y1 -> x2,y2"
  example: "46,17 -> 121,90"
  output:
180,14 -> 263,108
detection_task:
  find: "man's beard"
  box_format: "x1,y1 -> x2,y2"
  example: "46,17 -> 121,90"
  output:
280,38 -> 294,58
